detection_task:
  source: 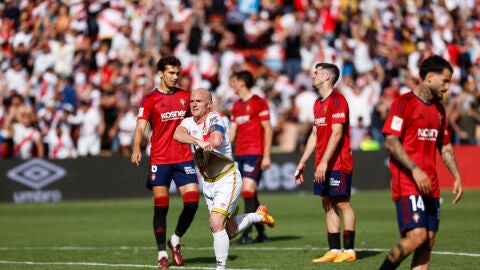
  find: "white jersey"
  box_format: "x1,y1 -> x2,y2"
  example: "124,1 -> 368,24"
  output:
180,111 -> 241,217
179,111 -> 233,159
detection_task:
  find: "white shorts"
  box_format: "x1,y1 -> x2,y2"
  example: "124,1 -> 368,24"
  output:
203,168 -> 242,218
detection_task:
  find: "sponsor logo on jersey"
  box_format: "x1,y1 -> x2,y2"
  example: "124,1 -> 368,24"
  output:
332,112 -> 345,119
160,110 -> 186,121
235,115 -> 250,124
259,110 -> 269,117
417,128 -> 438,141
314,117 -> 326,126
391,115 -> 403,131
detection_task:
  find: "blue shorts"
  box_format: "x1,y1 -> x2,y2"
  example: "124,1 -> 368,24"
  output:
313,170 -> 352,197
234,155 -> 263,182
146,161 -> 198,190
395,195 -> 440,237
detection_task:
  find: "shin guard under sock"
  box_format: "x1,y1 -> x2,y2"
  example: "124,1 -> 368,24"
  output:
153,196 -> 169,251
174,191 -> 199,237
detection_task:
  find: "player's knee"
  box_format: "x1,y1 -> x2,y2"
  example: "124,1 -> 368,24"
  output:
182,191 -> 199,213
209,216 -> 225,233
241,190 -> 255,199
154,196 -> 169,215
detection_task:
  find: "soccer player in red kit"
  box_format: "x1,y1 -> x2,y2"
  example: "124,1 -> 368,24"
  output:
131,56 -> 199,269
294,62 -> 357,263
229,70 -> 273,244
379,55 -> 463,270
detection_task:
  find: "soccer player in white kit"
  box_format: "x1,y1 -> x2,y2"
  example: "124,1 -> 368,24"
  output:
174,88 -> 275,270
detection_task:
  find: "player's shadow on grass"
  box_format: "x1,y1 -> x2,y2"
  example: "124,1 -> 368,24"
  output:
356,250 -> 383,260
230,235 -> 302,245
262,235 -> 302,242
184,255 -> 238,264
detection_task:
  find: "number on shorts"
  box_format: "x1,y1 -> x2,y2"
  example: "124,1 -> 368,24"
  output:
409,195 -> 425,211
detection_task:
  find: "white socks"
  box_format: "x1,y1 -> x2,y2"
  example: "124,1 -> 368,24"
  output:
170,233 -> 181,246
213,229 -> 229,268
158,250 -> 168,260
235,213 -> 263,233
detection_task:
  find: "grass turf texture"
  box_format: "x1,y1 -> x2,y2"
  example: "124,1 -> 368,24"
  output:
0,190 -> 478,269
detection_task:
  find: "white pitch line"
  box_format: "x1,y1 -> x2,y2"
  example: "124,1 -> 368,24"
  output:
0,260 -> 268,270
0,246 -> 479,257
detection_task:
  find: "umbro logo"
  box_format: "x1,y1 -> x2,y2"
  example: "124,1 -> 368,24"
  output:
7,158 -> 66,190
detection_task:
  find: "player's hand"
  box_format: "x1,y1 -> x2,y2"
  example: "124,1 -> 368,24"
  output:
131,150 -> 142,166
412,167 -> 431,194
452,178 -> 463,204
261,156 -> 271,170
314,161 -> 327,183
198,141 -> 213,152
294,164 -> 305,184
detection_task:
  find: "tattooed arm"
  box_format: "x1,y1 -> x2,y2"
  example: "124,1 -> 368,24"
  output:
384,134 -> 431,194
439,143 -> 463,204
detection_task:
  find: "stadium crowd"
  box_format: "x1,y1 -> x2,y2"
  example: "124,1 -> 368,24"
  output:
0,0 -> 479,160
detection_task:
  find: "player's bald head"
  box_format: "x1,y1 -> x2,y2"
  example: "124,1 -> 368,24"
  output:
191,88 -> 212,102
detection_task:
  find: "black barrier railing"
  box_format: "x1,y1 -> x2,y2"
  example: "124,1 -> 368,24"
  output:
0,151 -> 391,203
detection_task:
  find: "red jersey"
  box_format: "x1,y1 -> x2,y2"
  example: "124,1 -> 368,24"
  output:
313,91 -> 353,174
231,94 -> 270,156
382,92 -> 449,200
137,88 -> 193,165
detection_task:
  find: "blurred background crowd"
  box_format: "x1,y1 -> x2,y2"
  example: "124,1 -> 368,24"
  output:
1,0 -> 479,160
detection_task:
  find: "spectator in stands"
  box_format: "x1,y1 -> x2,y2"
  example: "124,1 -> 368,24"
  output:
4,58 -> 28,97
68,98 -> 104,157
7,109 -> 44,159
46,121 -> 77,159
1,0 -> 480,159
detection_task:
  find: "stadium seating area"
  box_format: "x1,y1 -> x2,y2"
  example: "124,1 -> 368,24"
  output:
0,0 -> 479,159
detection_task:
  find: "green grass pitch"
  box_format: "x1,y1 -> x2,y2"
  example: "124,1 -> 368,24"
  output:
0,190 -> 479,269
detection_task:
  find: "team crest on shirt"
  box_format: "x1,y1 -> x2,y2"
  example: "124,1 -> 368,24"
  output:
180,99 -> 186,107
391,116 -> 403,131
412,213 -> 420,223
246,105 -> 251,112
